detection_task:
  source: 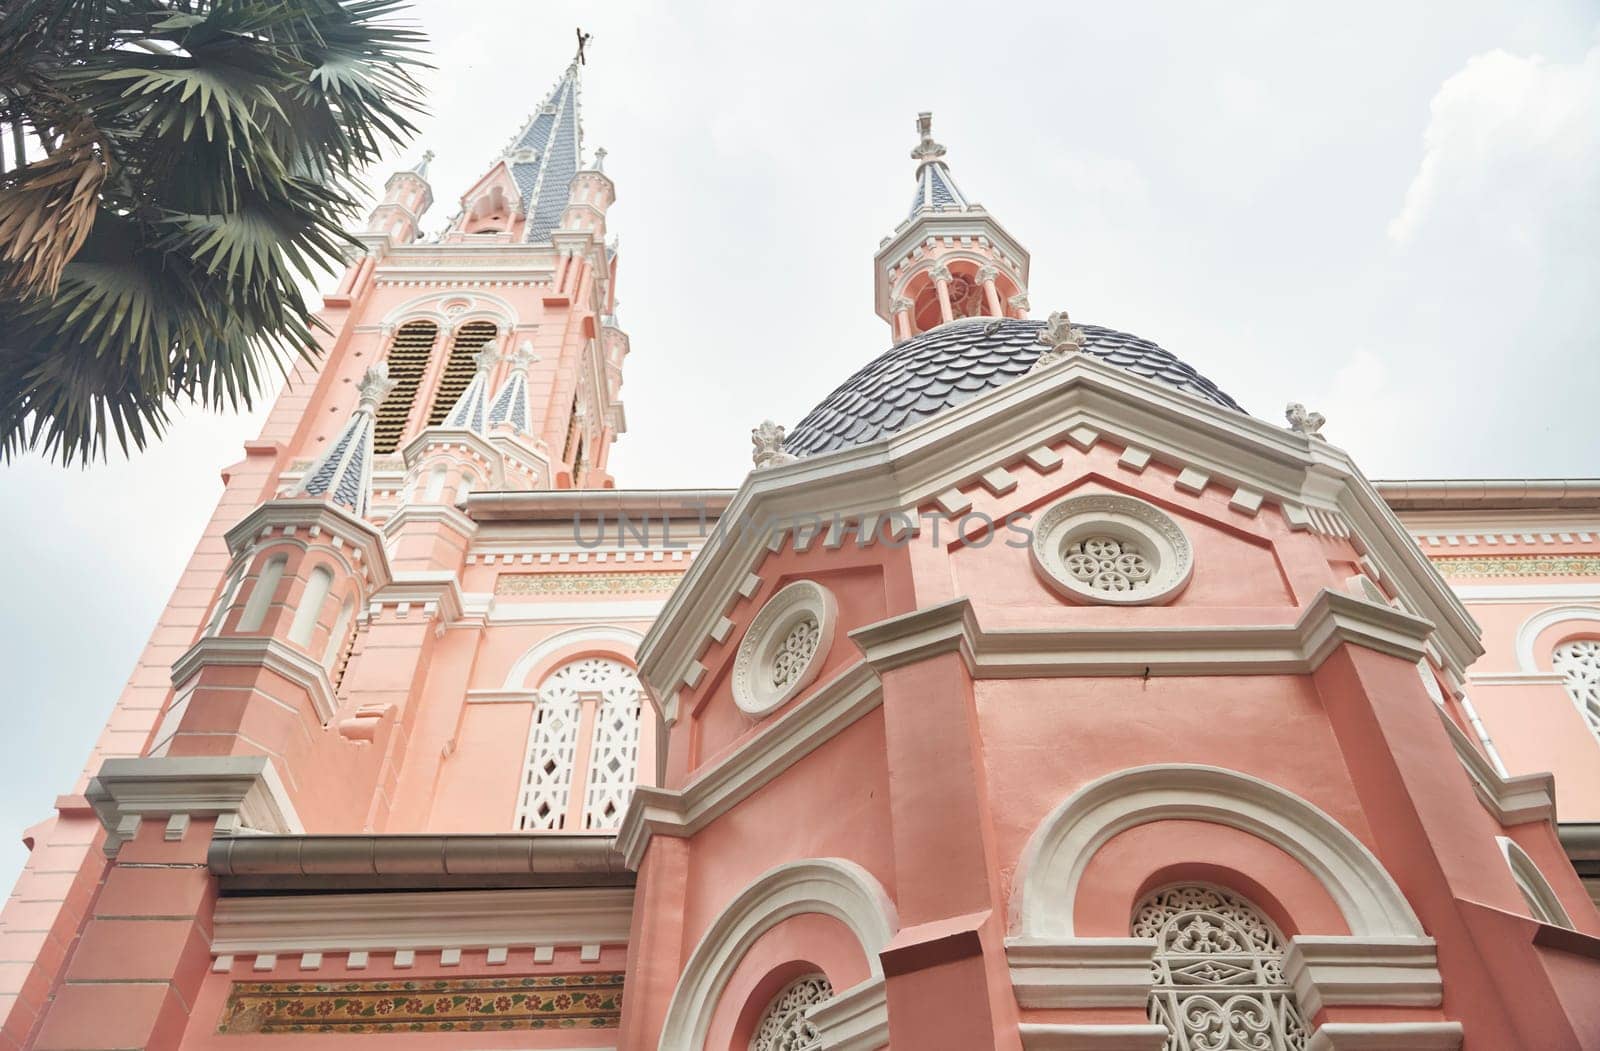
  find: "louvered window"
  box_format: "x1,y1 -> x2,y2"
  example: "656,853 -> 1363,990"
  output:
373,321 -> 436,453
428,320 -> 498,425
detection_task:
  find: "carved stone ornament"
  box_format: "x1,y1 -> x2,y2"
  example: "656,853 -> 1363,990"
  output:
472,341 -> 502,375
929,262 -> 953,284
732,581 -> 838,716
1285,402 -> 1326,439
976,264 -> 999,284
1029,310 -> 1085,373
511,339 -> 540,370
890,297 -> 914,315
356,363 -> 396,412
1031,492 -> 1194,606
751,420 -> 797,469
1008,291 -> 1031,313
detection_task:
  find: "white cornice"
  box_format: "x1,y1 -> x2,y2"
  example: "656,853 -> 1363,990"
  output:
382,501 -> 478,541
846,589 -> 1433,679
211,887 -> 632,955
622,590 -> 1434,870
1004,937 -> 1155,1008
1306,1022 -> 1463,1051
1283,935 -> 1442,1018
807,977 -> 889,1051
1437,705 -> 1555,826
637,355 -> 1482,706
616,662 -> 881,868
171,635 -> 338,723
1018,1024 -> 1168,1051
225,499 -> 391,592
371,570 -> 465,623
86,756 -> 302,857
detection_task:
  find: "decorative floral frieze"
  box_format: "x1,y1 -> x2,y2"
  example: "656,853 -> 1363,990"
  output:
1429,555 -> 1600,579
495,571 -> 682,596
218,973 -> 623,1034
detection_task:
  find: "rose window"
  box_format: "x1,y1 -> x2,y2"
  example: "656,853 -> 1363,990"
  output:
749,974 -> 833,1051
1064,535 -> 1154,593
771,616 -> 821,689
1135,885 -> 1309,1051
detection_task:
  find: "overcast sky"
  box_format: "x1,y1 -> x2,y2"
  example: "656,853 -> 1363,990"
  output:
0,1 -> 1596,885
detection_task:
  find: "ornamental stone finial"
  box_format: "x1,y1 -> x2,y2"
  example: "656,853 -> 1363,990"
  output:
511,338 -> 540,370
473,341 -> 502,375
752,420 -> 797,469
1029,310 -> 1085,373
356,363 -> 395,412
911,112 -> 946,165
592,146 -> 607,172
1285,403 -> 1327,439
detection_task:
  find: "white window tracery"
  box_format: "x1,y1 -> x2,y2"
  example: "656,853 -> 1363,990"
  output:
749,974 -> 833,1051
770,616 -> 821,690
1065,535 -> 1154,593
515,657 -> 643,832
1135,885 -> 1309,1051
580,659 -> 643,830
1553,638 -> 1600,736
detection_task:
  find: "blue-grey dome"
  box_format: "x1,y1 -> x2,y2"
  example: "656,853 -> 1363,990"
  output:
784,318 -> 1243,457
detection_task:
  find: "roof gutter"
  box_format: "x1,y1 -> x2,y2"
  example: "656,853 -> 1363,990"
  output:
467,488 -> 735,522
208,834 -> 633,892
1374,478 -> 1600,513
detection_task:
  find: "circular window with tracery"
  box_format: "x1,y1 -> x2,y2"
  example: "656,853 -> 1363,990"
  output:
733,581 -> 837,716
1031,493 -> 1193,605
749,973 -> 833,1051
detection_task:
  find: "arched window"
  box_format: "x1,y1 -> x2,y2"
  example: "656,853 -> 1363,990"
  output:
373,320 -> 438,454
1497,837 -> 1573,929
1134,884 -> 1309,1050
457,471 -> 476,504
749,974 -> 833,1051
324,596 -> 356,671
237,554 -> 286,633
423,463 -> 448,503
514,657 -> 643,832
428,321 -> 498,425
288,565 -> 333,647
206,565 -> 245,636
1553,638 -> 1600,736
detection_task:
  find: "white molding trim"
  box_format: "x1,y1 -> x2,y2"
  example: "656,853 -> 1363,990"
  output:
1018,1023 -> 1169,1050
617,663 -> 880,868
211,887 -> 632,955
489,599 -> 668,625
1011,764 -> 1425,939
1497,835 -> 1574,928
848,588 -> 1433,679
225,499 -> 391,592
1306,1022 -> 1463,1051
1514,605 -> 1600,672
1450,583 -> 1600,604
372,570 -> 465,624
656,858 -> 897,1051
502,625 -> 644,689
1004,937 -> 1156,1007
170,635 -> 339,723
808,975 -> 889,1051
1283,936 -> 1442,1018
637,352 -> 1483,706
1436,706 -> 1555,826
85,756 -> 303,857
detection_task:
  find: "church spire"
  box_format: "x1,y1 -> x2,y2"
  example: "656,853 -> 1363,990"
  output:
442,342 -> 502,433
450,58 -> 584,243
295,364 -> 393,518
907,112 -> 970,216
873,112 -> 1032,341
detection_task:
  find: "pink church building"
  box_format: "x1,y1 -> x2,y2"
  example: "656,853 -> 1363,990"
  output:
3,52 -> 1600,1051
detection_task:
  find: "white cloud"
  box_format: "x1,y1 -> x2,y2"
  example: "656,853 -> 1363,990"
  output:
1389,41 -> 1600,249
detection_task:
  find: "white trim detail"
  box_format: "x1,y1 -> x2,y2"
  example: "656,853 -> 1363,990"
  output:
1011,764 -> 1425,939
502,625 -> 645,689
211,887 -> 633,955
85,756 -> 303,857
1305,1022 -> 1463,1051
1435,707 -> 1554,826
807,976 -> 889,1051
1004,938 -> 1156,1007
1017,1024 -> 1168,1050
657,858 -> 898,1051
1282,936 -> 1443,1018
1497,836 -> 1574,929
1514,605 -> 1600,672
1030,493 -> 1194,606
733,581 -> 838,716
170,634 -> 339,723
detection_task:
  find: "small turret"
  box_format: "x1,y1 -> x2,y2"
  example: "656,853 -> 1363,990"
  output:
366,151 -> 434,246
